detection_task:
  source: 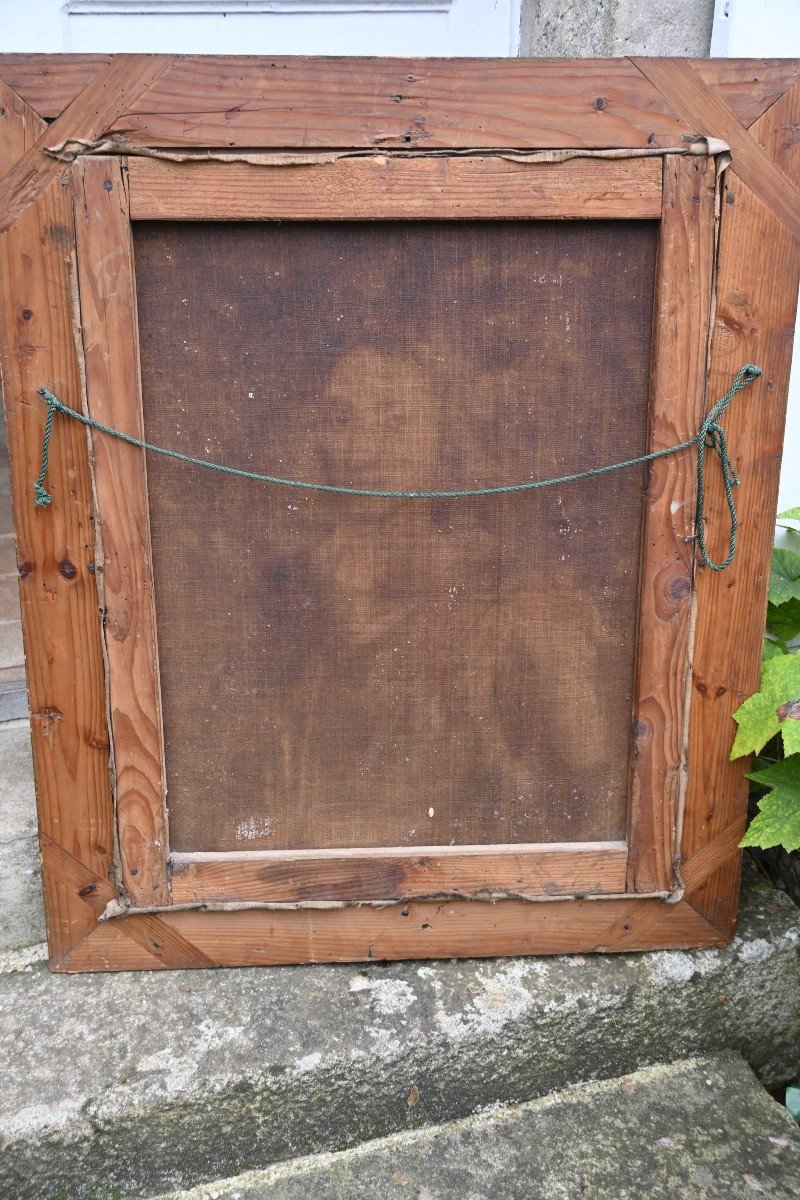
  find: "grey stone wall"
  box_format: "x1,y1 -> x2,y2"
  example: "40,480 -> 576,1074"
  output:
520,0 -> 715,57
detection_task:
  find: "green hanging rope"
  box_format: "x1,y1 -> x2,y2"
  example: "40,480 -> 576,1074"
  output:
33,363 -> 762,572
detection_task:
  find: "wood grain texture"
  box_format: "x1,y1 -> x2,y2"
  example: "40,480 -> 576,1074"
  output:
127,154 -> 663,221
749,76 -> 800,178
0,55 -> 795,129
0,55 -> 172,236
44,835 -> 213,967
109,56 -> 693,150
627,155 -> 717,894
681,82 -> 800,937
679,822 -> 744,895
72,156 -> 169,906
170,843 -> 629,904
0,55 -> 112,120
633,58 -> 800,243
58,895 -> 724,972
0,76 -> 41,178
691,59 -> 800,129
40,832 -> 118,917
0,169 -> 113,964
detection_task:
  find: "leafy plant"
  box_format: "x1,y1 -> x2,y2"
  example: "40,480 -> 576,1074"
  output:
732,508 -> 800,852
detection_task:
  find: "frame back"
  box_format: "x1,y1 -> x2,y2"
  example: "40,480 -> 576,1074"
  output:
0,55 -> 798,970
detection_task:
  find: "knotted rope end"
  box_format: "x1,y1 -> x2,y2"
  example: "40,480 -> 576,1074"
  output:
33,387 -> 59,510
37,386 -> 61,409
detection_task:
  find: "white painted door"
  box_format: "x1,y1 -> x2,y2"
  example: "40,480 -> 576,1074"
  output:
0,0 -> 522,55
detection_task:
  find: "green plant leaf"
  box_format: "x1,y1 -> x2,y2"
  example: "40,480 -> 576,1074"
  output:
749,753 -> 781,774
747,757 -> 800,788
784,704 -> 800,755
767,598 -> 800,643
740,757 -> 800,850
741,792 -> 800,851
777,506 -> 800,523
769,548 -> 800,605
763,637 -> 789,663
731,652 -> 800,758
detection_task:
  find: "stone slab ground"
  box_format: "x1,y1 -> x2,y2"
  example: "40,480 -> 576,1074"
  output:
0,437 -> 26,714
1,436 -> 799,1200
154,1054 -> 800,1200
1,863 -> 799,1200
0,722 -> 43,953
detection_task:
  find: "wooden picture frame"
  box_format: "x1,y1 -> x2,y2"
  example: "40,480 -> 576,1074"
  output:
0,55 -> 798,971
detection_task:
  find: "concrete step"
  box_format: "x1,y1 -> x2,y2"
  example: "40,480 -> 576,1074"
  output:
1,864 -> 799,1200
0,722 -> 44,955
149,1054 -> 800,1200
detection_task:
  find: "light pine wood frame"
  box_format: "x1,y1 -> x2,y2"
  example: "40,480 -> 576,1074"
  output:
125,154 -> 663,220
74,149 -> 706,912
0,56 -> 798,971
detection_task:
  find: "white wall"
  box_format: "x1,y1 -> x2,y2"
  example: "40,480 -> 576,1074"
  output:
0,0 -> 522,56
712,0 -> 800,515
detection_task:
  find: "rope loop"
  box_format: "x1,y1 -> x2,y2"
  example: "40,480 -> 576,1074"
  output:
33,364 -> 763,571
694,363 -> 761,571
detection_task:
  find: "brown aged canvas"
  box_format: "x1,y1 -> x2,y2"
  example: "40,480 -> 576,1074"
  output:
133,218 -> 658,853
